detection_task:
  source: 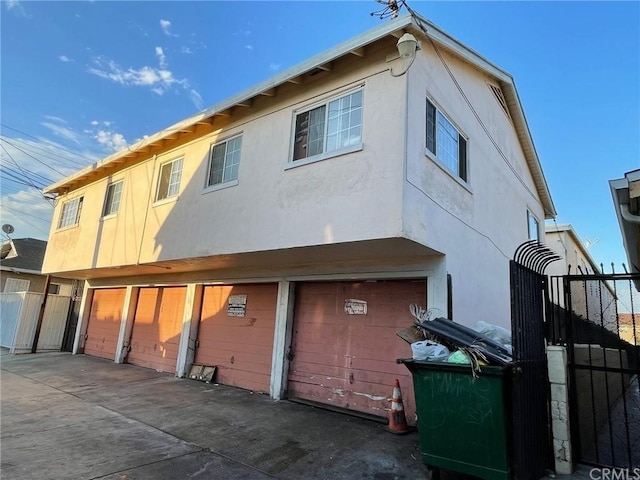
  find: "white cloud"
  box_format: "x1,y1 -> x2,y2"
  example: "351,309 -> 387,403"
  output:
155,46 -> 167,68
190,90 -> 203,110
87,51 -> 200,108
41,122 -> 82,144
44,115 -> 67,124
94,130 -> 128,152
160,19 -> 177,37
59,55 -> 72,62
181,46 -> 194,55
90,120 -> 99,126
269,63 -> 281,72
4,0 -> 26,15
245,45 -> 253,51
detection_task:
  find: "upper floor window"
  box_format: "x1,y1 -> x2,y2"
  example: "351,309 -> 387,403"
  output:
102,180 -> 123,217
426,98 -> 467,181
155,157 -> 183,202
528,211 -> 540,241
58,196 -> 83,229
292,89 -> 363,162
208,136 -> 242,187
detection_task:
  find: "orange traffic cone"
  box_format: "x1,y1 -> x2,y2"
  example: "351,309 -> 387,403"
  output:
387,379 -> 414,435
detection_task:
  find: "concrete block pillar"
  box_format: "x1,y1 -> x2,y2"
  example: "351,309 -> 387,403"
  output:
547,345 -> 573,475
270,281 -> 296,400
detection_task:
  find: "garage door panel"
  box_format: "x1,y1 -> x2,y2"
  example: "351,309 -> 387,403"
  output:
84,288 -> 126,360
127,287 -> 185,373
288,280 -> 426,422
195,284 -> 277,393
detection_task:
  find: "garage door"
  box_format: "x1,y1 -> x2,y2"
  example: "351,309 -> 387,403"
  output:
195,284 -> 277,393
127,286 -> 186,373
84,288 -> 126,360
287,280 -> 427,422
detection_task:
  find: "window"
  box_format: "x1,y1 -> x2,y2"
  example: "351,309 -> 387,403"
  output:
102,180 -> 123,217
426,98 -> 467,181
293,90 -> 363,161
48,283 -> 61,295
155,157 -> 183,202
208,136 -> 242,187
528,211 -> 540,241
58,197 -> 84,228
4,278 -> 30,292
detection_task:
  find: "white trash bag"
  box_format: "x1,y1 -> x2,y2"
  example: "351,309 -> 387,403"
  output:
411,340 -> 450,361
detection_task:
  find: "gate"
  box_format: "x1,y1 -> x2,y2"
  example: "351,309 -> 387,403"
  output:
61,280 -> 83,352
549,267 -> 640,469
510,241 -> 560,478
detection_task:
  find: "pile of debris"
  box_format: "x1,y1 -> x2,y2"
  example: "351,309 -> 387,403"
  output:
397,304 -> 513,376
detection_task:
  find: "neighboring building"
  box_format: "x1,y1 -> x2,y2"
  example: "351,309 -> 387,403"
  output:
610,169 -> 640,290
41,12 -> 555,422
1,238 -> 74,295
546,224 -> 617,332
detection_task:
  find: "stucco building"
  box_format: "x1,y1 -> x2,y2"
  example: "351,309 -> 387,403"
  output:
42,12 -> 555,422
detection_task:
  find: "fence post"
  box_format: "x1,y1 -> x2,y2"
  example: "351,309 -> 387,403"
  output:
31,274 -> 51,353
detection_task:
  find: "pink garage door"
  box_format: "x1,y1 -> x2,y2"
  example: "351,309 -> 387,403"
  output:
127,287 -> 186,373
287,280 -> 427,423
84,288 -> 126,360
195,284 -> 278,393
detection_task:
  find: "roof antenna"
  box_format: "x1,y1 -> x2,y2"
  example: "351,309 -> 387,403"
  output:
371,0 -> 407,20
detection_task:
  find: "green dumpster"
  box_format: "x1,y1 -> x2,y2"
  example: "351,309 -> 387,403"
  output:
399,359 -> 513,480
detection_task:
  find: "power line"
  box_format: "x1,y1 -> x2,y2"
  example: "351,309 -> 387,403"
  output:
0,144 -> 53,205
0,134 -> 89,171
0,123 -> 91,164
0,137 -> 67,177
3,204 -> 52,222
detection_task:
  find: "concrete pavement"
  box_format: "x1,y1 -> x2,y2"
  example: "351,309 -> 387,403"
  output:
1,349 -> 596,480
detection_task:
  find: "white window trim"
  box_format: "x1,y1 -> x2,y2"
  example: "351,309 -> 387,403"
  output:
205,134 -> 243,190
425,96 -> 469,183
527,210 -> 540,241
286,143 -> 364,170
288,87 -> 364,167
57,196 -> 84,230
425,149 -> 474,194
203,179 -> 239,195
154,157 -> 184,204
102,179 -> 124,219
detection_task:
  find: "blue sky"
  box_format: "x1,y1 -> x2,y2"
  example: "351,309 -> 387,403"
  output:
1,1 -> 638,271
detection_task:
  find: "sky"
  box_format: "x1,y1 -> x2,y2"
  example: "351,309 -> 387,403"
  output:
1,0 -> 638,272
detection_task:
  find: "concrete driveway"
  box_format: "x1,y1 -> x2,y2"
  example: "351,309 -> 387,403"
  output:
1,349 -> 430,480
1,349 -> 598,480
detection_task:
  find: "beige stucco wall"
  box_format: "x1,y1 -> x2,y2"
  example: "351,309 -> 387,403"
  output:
42,32 -> 550,331
402,43 -> 545,328
0,272 -> 74,295
43,41 -> 408,274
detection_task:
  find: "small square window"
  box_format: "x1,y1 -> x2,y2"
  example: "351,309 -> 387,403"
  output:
426,98 -> 467,181
58,197 -> 84,228
208,136 -> 242,187
156,157 -> 183,202
102,180 -> 123,217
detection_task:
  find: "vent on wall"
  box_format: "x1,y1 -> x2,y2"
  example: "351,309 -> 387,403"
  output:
488,83 -> 511,119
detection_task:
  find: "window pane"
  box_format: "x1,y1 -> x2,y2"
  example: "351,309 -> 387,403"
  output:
293,111 -> 310,160
167,158 -> 183,197
436,111 -> 459,175
426,99 -> 436,154
58,197 -> 82,228
307,106 -> 325,157
157,159 -> 182,200
209,144 -> 226,185
103,181 -> 123,216
156,163 -> 172,200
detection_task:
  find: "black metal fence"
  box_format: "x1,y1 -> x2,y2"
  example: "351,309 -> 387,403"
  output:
510,241 -> 560,478
549,269 -> 640,469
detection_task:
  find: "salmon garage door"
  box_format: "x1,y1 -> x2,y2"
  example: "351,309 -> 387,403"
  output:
127,286 -> 186,373
287,280 -> 427,422
84,288 -> 126,360
195,284 -> 277,393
